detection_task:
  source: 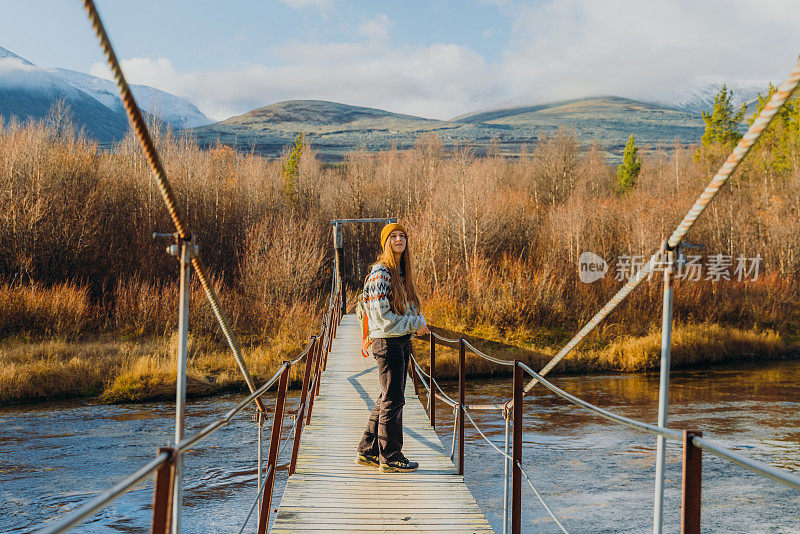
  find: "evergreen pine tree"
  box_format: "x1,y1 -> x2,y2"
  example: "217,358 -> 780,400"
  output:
700,84 -> 747,148
749,83 -> 799,175
617,134 -> 641,193
282,133 -> 305,200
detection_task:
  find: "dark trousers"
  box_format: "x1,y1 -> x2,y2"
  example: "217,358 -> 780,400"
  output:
357,335 -> 411,463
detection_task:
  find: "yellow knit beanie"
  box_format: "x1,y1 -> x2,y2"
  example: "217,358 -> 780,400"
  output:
380,222 -> 407,248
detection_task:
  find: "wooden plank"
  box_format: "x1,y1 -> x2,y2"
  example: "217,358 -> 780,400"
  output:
271,314 -> 492,533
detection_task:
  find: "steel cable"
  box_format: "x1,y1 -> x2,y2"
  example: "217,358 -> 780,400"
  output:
410,355 -> 458,407
277,407 -> 302,457
462,406 -> 512,460
691,436 -> 800,491
521,56 -> 800,396
462,405 -> 568,533
431,331 -> 460,345
462,339 -> 514,366
517,362 -> 683,441
81,0 -> 264,411
237,464 -> 275,534
516,461 -> 569,534
177,363 -> 288,454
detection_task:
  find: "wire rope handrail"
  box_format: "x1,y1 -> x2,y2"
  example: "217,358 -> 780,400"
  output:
691,435 -> 800,491
462,339 -> 514,366
463,401 -> 568,532
516,461 -> 569,534
516,362 -> 682,441
237,464 -> 275,534
430,331 -> 461,346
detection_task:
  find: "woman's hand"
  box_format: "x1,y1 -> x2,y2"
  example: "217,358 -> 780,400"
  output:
416,323 -> 430,336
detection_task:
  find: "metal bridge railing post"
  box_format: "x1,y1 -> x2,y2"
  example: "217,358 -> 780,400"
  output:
458,338 -> 466,476
429,334 -> 436,428
681,430 -> 703,534
257,362 -> 290,534
256,412 -> 264,516
290,336 -> 317,475
653,246 -> 675,534
307,335 -> 324,424
151,447 -> 176,534
503,410 -> 511,534
512,361 -> 523,534
164,235 -> 196,534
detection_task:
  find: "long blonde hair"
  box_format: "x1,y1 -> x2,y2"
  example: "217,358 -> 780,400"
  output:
375,233 -> 420,315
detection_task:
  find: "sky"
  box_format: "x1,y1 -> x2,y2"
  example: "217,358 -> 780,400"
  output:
0,0 -> 798,121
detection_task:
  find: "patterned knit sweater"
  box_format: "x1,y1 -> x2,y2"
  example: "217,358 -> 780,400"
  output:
363,263 -> 425,339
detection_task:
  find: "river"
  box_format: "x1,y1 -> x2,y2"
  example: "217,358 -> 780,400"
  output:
2,360 -> 799,533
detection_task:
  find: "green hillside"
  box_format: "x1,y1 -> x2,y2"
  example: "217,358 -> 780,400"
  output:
189,97 -> 707,161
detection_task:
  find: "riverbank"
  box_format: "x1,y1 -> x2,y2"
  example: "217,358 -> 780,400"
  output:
0,330 -> 310,406
3,320 -> 798,406
410,322 -> 800,380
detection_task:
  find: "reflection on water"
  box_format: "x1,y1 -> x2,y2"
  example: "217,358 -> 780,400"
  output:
1,360 -> 798,533
433,359 -> 800,534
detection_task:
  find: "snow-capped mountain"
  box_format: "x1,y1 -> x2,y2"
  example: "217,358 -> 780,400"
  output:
53,68 -> 211,129
648,76 -> 775,115
0,47 -> 129,141
0,45 -> 211,140
0,45 -> 33,65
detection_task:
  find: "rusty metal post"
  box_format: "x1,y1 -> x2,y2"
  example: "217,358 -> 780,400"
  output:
257,363 -> 290,534
151,448 -> 175,534
307,339 -> 324,425
681,430 -> 703,534
429,334 -> 436,429
290,337 -> 317,475
315,326 -> 326,397
512,361 -> 523,534
458,337 -> 466,476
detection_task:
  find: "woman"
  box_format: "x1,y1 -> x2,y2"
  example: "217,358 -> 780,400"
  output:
356,222 -> 430,473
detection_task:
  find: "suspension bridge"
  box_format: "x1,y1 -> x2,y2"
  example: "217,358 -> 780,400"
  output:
31,1 -> 800,533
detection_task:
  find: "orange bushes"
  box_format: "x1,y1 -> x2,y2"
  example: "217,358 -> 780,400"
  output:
1,112 -> 799,404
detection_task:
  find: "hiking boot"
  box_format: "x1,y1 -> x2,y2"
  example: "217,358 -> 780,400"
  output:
355,453 -> 379,468
380,458 -> 419,473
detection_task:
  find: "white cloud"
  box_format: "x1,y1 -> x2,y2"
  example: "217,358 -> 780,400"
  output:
499,0 -> 800,105
94,43 -> 503,121
359,14 -> 391,41
81,0 -> 800,122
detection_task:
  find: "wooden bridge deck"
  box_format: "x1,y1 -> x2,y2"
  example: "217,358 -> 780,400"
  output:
271,314 -> 493,533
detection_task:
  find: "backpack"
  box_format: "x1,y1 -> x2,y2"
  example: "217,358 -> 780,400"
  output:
356,274 -> 372,358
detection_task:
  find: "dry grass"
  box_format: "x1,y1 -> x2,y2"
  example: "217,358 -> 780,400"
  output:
0,282 -> 96,339
0,304 -> 316,405
2,111 -> 800,404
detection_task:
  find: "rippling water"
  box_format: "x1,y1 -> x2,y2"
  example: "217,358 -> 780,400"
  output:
2,360 -> 799,533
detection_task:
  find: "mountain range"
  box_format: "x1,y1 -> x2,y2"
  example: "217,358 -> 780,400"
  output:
190,97 -> 708,161
0,44 -> 774,160
0,45 -> 210,142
